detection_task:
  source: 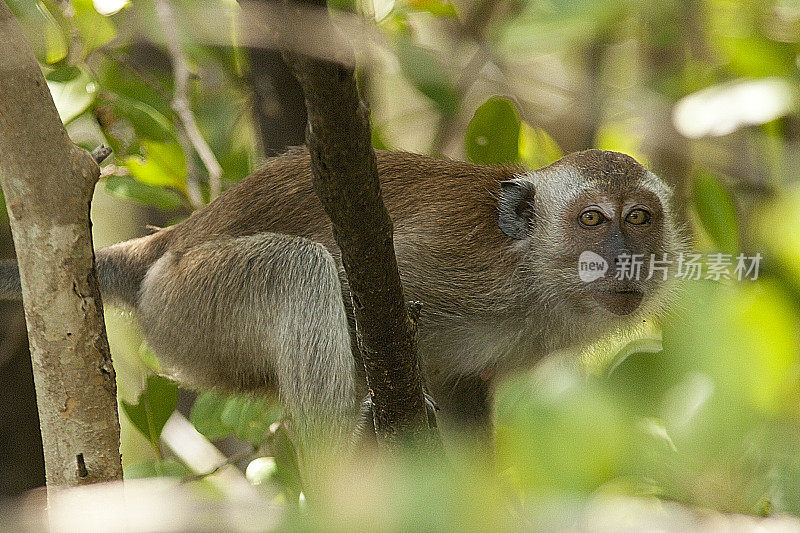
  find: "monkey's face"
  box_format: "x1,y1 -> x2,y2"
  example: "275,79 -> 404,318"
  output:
564,186 -> 669,316
499,149 -> 681,324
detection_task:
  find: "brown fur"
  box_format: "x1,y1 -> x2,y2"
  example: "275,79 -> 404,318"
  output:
160,148 -> 525,317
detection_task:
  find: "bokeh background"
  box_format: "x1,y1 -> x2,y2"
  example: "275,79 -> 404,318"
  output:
1,0 -> 799,525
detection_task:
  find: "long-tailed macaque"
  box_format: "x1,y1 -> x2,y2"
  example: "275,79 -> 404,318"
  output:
0,148 -> 682,475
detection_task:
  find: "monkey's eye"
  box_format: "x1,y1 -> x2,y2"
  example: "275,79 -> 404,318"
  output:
579,209 -> 606,227
625,208 -> 651,225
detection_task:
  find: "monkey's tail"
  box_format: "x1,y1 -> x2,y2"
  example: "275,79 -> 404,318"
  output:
0,259 -> 21,300
0,234 -> 167,308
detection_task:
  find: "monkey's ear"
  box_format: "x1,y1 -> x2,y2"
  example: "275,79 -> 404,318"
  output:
498,178 -> 536,240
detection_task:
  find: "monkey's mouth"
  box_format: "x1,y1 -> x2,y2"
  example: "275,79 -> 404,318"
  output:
592,288 -> 644,316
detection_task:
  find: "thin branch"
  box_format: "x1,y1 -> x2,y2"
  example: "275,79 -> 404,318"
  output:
161,413 -> 260,499
180,448 -> 257,484
174,125 -> 205,210
91,144 -> 112,164
155,0 -> 223,204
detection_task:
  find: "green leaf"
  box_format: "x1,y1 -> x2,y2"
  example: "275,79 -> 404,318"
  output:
120,375 -> 178,448
105,175 -> 184,210
72,0 -> 117,56
220,395 -> 276,445
691,168 -> 740,254
46,69 -> 96,124
45,64 -> 82,82
99,62 -> 172,116
395,38 -> 459,116
191,391 -> 281,446
190,391 -> 235,441
111,95 -> 176,143
518,122 -> 562,169
124,459 -> 190,479
6,0 -> 68,64
124,141 -> 187,191
465,97 -> 521,165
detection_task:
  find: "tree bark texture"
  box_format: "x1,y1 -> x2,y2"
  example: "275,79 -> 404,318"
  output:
281,0 -> 435,446
0,3 -> 122,487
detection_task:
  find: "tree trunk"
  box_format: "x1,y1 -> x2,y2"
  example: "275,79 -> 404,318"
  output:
0,3 -> 122,488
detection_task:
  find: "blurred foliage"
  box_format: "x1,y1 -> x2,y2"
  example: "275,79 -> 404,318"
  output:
692,168 -> 740,254
5,0 -> 800,527
190,391 -> 282,446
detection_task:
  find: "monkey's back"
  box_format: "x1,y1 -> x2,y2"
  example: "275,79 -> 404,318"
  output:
169,148 -> 508,248
163,148 -> 523,311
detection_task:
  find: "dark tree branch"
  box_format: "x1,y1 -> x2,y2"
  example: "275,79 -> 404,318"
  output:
281,0 -> 438,447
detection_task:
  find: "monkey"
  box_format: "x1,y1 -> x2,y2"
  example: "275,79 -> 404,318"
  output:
0,147 -> 682,477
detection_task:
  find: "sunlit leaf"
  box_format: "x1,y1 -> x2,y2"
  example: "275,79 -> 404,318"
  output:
753,187 -> 800,288
6,0 -> 68,64
105,175 -> 184,210
727,281 -> 799,415
706,0 -> 796,78
465,97 -> 520,165
124,141 -> 187,191
595,122 -> 646,165
673,78 -> 794,139
72,0 -> 117,56
518,122 -> 562,168
245,457 -> 278,485
691,168 -> 739,254
405,0 -> 457,17
120,374 -> 178,449
92,0 -> 130,16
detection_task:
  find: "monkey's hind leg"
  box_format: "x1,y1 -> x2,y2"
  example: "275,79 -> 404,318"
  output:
268,238 -> 360,484
136,234 -> 359,490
